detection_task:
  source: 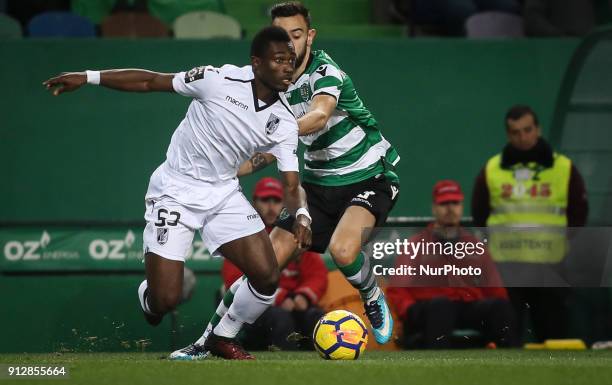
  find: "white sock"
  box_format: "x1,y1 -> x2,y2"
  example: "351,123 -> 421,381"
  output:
195,323 -> 213,346
195,277 -> 244,346
138,279 -> 154,315
213,281 -> 275,339
364,286 -> 382,304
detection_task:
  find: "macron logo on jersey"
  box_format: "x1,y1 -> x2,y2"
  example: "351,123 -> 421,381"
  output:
225,95 -> 248,110
315,65 -> 327,77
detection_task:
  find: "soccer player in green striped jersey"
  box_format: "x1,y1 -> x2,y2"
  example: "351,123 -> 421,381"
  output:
171,2 -> 400,360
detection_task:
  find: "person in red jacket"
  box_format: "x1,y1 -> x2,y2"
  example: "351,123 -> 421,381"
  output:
387,180 -> 517,349
222,177 -> 328,350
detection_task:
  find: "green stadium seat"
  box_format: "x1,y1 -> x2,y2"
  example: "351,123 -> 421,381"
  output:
72,0 -> 116,24
0,13 -> 22,39
224,0 -> 270,34
173,11 -> 241,39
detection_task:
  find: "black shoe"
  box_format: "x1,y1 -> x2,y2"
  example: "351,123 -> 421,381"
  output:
140,287 -> 163,326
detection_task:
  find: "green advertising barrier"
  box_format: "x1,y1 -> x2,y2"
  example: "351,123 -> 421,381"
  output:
0,226 -> 223,353
0,226 -> 224,353
0,226 -> 220,272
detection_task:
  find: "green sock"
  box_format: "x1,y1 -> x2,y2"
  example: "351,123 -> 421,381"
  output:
335,251 -> 379,301
197,276 -> 244,345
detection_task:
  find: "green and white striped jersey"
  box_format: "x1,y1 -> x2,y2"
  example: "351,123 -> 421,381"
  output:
285,50 -> 400,186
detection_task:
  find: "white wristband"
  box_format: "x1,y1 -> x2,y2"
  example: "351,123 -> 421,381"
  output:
86,70 -> 100,85
296,207 -> 311,223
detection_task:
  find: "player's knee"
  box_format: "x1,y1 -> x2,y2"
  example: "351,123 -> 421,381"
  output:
329,242 -> 360,267
249,266 -> 279,296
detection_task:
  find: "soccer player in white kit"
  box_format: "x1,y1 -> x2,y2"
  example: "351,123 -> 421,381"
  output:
43,26 -> 312,360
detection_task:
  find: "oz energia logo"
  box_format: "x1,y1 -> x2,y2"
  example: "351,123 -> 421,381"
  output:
89,230 -> 140,260
4,231 -> 52,261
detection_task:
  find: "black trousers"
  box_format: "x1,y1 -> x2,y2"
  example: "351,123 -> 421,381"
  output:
403,297 -> 518,349
507,287 -> 570,342
242,306 -> 325,351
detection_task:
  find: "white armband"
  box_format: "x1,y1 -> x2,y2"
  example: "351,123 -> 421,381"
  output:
296,207 -> 312,223
86,70 -> 101,85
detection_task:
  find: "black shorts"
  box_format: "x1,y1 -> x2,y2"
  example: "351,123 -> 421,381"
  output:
276,174 -> 400,253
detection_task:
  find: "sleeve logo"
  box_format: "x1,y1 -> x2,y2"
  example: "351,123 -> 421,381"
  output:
315,65 -> 327,77
185,66 -> 205,83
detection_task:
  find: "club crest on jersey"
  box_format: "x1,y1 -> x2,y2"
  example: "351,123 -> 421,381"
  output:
265,113 -> 281,135
299,82 -> 312,101
157,228 -> 169,245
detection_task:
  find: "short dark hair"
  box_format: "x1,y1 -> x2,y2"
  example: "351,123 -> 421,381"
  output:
505,104 -> 539,128
250,26 -> 291,57
270,2 -> 311,28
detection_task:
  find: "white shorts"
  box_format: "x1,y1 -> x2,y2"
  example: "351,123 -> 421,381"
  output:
143,167 -> 265,262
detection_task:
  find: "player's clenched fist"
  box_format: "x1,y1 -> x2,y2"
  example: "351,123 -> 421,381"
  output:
43,72 -> 87,96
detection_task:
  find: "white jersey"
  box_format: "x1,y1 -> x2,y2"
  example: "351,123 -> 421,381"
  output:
169,64 -> 298,180
146,64 -> 299,212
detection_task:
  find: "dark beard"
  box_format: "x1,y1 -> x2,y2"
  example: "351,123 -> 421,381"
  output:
295,49 -> 307,68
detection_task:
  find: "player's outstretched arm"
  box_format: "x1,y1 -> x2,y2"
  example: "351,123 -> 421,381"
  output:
279,171 -> 312,250
298,94 -> 337,136
237,153 -> 276,177
43,70 -> 175,96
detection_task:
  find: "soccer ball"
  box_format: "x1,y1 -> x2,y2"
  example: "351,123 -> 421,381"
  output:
313,310 -> 368,360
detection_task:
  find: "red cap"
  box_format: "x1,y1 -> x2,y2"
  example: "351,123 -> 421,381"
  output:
253,177 -> 283,200
433,180 -> 464,204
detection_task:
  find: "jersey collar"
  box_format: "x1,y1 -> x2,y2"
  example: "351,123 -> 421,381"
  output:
250,80 -> 280,112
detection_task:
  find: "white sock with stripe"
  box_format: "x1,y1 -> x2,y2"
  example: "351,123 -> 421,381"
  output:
213,280 -> 275,339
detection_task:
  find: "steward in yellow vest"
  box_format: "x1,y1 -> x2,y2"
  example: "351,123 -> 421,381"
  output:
472,107 -> 588,263
472,105 -> 588,341
471,105 -> 588,342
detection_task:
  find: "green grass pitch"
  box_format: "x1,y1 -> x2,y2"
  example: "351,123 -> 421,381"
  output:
2,350 -> 612,385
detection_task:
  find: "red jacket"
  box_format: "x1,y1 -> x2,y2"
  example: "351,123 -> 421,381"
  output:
386,224 -> 508,320
221,228 -> 328,306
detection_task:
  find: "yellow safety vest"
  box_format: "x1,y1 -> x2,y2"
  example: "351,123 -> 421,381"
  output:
485,152 -> 571,263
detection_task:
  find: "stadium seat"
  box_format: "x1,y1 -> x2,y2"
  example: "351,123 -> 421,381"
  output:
27,11 -> 96,38
465,11 -> 524,38
0,13 -> 22,39
101,12 -> 169,38
149,0 -> 226,25
71,0 -> 115,24
173,11 -> 241,39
